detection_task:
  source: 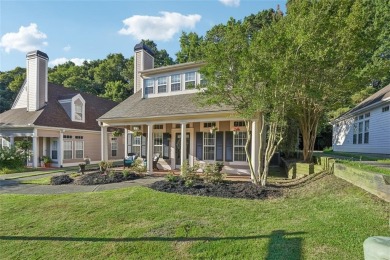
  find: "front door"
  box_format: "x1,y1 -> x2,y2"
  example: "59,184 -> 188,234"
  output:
175,133 -> 190,168
50,138 -> 58,163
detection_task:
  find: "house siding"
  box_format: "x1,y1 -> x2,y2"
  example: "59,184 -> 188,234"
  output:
38,58 -> 47,108
27,57 -> 38,111
333,105 -> 390,154
13,82 -> 28,109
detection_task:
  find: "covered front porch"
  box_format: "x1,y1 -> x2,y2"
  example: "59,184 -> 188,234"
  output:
100,113 -> 261,175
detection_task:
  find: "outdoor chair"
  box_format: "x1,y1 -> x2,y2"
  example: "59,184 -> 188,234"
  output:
123,153 -> 137,168
153,153 -> 160,170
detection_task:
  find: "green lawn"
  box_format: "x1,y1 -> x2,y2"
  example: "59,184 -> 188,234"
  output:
0,175 -> 388,259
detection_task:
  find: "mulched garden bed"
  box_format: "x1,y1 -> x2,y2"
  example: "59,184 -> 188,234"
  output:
51,171 -> 142,185
149,178 -> 283,200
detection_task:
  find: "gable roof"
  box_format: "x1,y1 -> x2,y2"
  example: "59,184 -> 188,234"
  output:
98,91 -> 234,121
335,84 -> 390,121
0,83 -> 118,131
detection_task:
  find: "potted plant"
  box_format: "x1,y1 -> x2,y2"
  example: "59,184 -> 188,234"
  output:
232,127 -> 240,135
210,126 -> 218,134
112,129 -> 123,137
42,156 -> 52,168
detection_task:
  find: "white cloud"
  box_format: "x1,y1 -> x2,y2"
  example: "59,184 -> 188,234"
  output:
219,0 -> 240,7
49,57 -> 89,67
0,23 -> 48,53
118,11 -> 201,41
63,45 -> 71,52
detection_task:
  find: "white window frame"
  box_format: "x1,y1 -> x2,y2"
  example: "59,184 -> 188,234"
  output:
153,132 -> 163,156
171,74 -> 181,91
157,76 -> 167,93
203,132 -> 215,161
185,72 -> 196,90
364,120 -> 369,144
111,138 -> 118,157
382,105 -> 389,112
71,94 -> 85,123
74,140 -> 84,159
233,132 -> 247,162
63,141 -> 73,159
144,79 -> 154,95
132,136 -> 142,156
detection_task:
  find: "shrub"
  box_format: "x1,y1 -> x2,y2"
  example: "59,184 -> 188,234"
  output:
50,175 -> 73,185
180,160 -> 200,181
165,172 -> 179,182
203,163 -> 225,183
108,171 -> 124,182
0,146 -> 26,169
129,159 -> 147,174
69,172 -> 81,178
122,169 -> 138,180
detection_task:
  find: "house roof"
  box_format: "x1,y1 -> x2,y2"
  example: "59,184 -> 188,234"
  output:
0,83 -> 118,131
336,84 -> 390,120
98,91 -> 234,121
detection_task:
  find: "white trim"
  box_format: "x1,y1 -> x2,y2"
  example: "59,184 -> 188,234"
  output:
71,94 -> 85,123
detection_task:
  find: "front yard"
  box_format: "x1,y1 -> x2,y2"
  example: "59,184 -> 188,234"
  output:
0,174 -> 388,259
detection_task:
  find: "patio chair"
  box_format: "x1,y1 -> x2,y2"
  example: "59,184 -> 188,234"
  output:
123,153 -> 137,168
153,153 -> 160,170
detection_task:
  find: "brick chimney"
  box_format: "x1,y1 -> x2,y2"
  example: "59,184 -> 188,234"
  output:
26,50 -> 48,111
134,43 -> 154,94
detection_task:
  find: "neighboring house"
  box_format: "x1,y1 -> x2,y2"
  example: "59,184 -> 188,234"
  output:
98,43 -> 262,175
332,84 -> 390,154
0,50 -> 125,167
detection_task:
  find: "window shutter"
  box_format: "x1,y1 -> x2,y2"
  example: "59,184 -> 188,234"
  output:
216,131 -> 224,161
141,133 -> 147,158
225,131 -> 233,162
196,132 -> 203,160
162,133 -> 170,159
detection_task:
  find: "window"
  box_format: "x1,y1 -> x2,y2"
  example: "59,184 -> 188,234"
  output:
233,121 -> 245,127
365,113 -> 370,118
185,72 -> 196,89
157,76 -> 167,93
359,115 -> 364,120
358,122 -> 363,144
364,120 -> 369,144
75,136 -> 83,139
353,123 -> 357,144
154,124 -> 163,130
154,133 -> 163,155
64,141 -> 72,159
51,140 -> 58,160
234,132 -> 247,161
171,74 -> 181,91
75,103 -> 83,121
111,138 -> 118,157
63,135 -> 72,139
204,122 -> 216,128
200,74 -> 207,86
75,141 -> 84,159
203,132 -> 215,160
382,106 -> 389,112
144,79 -> 154,94
132,136 -> 142,156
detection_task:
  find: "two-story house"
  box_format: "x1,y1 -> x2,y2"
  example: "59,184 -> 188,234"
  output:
98,43 -> 262,175
0,50 -> 125,167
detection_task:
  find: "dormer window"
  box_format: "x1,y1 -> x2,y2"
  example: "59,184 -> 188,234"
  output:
185,72 -> 196,89
145,79 -> 154,94
157,77 -> 167,93
71,94 -> 85,123
74,101 -> 83,121
171,74 -> 181,91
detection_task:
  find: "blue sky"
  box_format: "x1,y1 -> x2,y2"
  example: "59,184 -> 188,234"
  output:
0,0 -> 286,71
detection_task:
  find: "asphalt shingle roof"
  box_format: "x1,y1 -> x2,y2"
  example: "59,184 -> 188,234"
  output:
0,83 -> 118,131
99,91 -> 234,120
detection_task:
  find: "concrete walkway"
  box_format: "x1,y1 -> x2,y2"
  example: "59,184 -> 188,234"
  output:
0,169 -> 164,194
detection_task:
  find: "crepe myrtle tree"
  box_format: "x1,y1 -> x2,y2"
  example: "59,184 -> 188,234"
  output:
198,16 -> 288,186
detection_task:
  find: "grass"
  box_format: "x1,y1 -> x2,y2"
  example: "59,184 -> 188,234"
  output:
337,160 -> 390,176
0,175 -> 389,259
3,170 -> 65,180
322,151 -> 390,162
19,176 -> 52,185
0,167 -> 42,175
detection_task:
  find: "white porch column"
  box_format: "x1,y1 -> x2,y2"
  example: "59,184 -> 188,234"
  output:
180,122 -> 187,166
147,123 -> 154,174
101,126 -> 108,161
124,128 -> 128,156
9,135 -> 14,146
32,135 -> 38,168
59,131 -> 64,167
251,119 -> 260,179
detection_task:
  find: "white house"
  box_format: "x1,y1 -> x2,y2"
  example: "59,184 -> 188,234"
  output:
332,84 -> 390,154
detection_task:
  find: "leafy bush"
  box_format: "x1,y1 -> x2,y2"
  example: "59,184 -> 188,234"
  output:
69,172 -> 81,178
203,163 -> 225,183
0,146 -> 26,169
129,159 -> 147,174
165,172 -> 179,182
50,175 -> 73,185
0,168 -> 12,175
180,160 -> 200,181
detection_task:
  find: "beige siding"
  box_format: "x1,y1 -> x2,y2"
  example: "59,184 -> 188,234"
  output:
193,122 -> 200,132
37,129 -> 60,137
27,57 -> 38,111
12,82 -> 28,109
144,52 -> 154,70
108,134 -> 125,160
134,52 -> 142,93
219,121 -> 230,131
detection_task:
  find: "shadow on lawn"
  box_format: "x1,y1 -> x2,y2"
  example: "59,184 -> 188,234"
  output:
0,230 -> 303,258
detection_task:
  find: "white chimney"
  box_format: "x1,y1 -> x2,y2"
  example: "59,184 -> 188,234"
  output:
134,43 -> 154,95
26,50 -> 49,111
